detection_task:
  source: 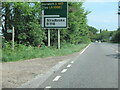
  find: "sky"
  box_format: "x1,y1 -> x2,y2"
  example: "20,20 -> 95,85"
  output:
83,1 -> 118,31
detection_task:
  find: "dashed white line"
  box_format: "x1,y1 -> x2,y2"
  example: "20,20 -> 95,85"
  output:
67,64 -> 71,68
71,61 -> 74,64
61,69 -> 67,73
53,76 -> 61,81
45,86 -> 51,88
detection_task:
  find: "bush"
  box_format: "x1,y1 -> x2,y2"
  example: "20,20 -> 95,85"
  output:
2,42 -> 89,62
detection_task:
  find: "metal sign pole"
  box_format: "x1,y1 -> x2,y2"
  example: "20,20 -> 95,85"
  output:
12,26 -> 14,50
48,29 -> 50,46
58,29 -> 60,49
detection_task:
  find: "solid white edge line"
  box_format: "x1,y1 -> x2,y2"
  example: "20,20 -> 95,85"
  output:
61,69 -> 67,73
67,64 -> 71,68
53,76 -> 61,81
80,50 -> 85,55
79,44 -> 90,55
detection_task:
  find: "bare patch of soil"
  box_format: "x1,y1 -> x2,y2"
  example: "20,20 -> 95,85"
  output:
2,52 -> 79,88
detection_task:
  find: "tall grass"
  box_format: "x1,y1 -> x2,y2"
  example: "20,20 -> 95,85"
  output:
2,43 -> 88,62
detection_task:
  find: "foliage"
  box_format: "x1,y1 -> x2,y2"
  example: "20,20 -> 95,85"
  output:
2,2 -> 91,46
96,29 -> 112,42
2,43 -> 88,62
2,2 -> 46,46
2,2 -> 98,62
67,2 -> 90,44
111,28 -> 120,43
87,26 -> 98,42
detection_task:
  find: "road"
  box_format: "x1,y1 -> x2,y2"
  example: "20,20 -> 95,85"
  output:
38,43 -> 118,88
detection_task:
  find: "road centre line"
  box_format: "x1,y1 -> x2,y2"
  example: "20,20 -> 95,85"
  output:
53,76 -> 61,81
111,47 -> 116,51
67,64 -> 71,68
61,69 -> 67,73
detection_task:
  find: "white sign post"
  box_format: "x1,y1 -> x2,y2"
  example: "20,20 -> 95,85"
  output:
12,26 -> 14,50
48,29 -> 50,46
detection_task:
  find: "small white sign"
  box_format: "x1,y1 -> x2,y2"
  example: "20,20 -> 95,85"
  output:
7,29 -> 12,33
45,18 -> 66,27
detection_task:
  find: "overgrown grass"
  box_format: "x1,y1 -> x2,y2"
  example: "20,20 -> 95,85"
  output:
2,43 -> 89,62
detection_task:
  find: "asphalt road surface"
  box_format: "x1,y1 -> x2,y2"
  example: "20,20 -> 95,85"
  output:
39,43 -> 118,88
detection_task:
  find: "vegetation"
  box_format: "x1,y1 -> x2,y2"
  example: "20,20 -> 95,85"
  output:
1,2 -> 119,62
87,26 -> 98,42
94,29 -> 120,43
2,42 -> 88,62
2,2 -> 91,46
96,29 -> 112,42
111,28 -> 120,43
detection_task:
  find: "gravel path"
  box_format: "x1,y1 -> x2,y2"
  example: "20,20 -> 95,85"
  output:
2,52 -> 79,88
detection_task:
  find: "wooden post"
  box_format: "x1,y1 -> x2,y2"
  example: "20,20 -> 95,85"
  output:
48,29 -> 50,46
12,26 -> 14,50
58,29 -> 60,49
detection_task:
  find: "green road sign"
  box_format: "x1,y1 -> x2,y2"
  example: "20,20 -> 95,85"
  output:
41,2 -> 68,29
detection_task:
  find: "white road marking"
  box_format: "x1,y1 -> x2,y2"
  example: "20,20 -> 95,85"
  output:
71,61 -> 74,64
45,86 -> 51,88
79,44 -> 90,55
111,48 -> 115,51
53,76 -> 61,81
61,69 -> 67,73
80,50 -> 85,55
116,51 -> 118,53
67,64 -> 71,68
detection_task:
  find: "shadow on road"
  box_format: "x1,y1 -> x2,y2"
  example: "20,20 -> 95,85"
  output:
106,53 -> 120,59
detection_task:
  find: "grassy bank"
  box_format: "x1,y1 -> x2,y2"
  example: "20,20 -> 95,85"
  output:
2,43 -> 89,62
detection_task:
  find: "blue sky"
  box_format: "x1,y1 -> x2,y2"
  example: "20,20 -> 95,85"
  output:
83,2 -> 118,31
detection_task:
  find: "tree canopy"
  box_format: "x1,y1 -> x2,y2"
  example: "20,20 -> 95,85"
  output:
2,2 -> 118,47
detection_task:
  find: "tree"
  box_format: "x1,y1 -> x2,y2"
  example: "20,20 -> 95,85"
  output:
66,2 -> 90,44
87,26 -> 98,42
2,2 -> 46,46
2,2 -> 91,47
111,28 -> 120,43
96,29 -> 111,42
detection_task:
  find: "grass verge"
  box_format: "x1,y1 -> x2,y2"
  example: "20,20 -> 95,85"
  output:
2,43 -> 89,62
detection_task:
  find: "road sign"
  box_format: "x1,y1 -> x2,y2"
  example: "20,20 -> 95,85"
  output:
7,29 -> 12,33
41,2 -> 68,29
